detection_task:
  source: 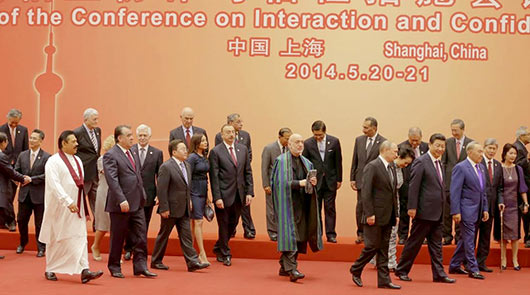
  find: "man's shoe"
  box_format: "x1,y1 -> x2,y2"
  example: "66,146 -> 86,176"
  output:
0,255 -> 4,259
16,245 -> 24,254
134,270 -> 157,278
433,277 -> 456,283
352,275 -> 363,287
150,263 -> 169,270
36,250 -> 45,258
354,237 -> 364,244
123,251 -> 132,261
244,232 -> 255,239
378,283 -> 401,289
397,274 -> 412,281
468,272 -> 485,280
279,267 -> 289,276
398,239 -> 405,245
514,266 -> 521,271
443,238 -> 453,246
289,270 -> 305,282
524,241 -> 530,248
479,266 -> 493,273
327,237 -> 337,243
188,261 -> 209,272
270,236 -> 278,242
111,272 -> 125,278
7,221 -> 16,232
81,269 -> 103,284
223,256 -> 232,266
45,272 -> 57,281
449,268 -> 469,275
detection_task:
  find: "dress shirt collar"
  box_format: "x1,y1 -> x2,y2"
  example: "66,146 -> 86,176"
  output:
172,156 -> 184,166
138,143 -> 149,151
467,157 -> 479,167
224,141 -> 235,151
83,123 -> 94,133
378,155 -> 390,169
428,151 -> 441,163
483,155 -> 493,164
30,148 -> 41,156
182,125 -> 193,135
117,144 -> 129,154
368,133 -> 378,142
277,140 -> 284,151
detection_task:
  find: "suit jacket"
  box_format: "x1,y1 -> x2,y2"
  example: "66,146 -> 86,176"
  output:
302,135 -> 342,191
261,141 -> 283,188
397,140 -> 429,201
361,157 -> 398,226
157,159 -> 191,218
0,123 -> 29,165
130,144 -> 163,207
169,125 -> 209,153
209,142 -> 254,207
15,149 -> 50,204
350,134 -> 386,188
513,140 -> 530,187
103,145 -> 146,213
450,159 -> 488,223
0,151 -> 25,209
408,153 -> 446,221
73,125 -> 102,182
442,136 -> 473,190
481,157 -> 503,215
215,130 -> 252,162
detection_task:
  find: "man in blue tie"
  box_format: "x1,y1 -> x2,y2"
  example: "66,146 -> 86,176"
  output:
448,141 -> 489,280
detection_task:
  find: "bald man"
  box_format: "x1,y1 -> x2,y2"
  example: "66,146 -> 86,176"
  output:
169,107 -> 209,153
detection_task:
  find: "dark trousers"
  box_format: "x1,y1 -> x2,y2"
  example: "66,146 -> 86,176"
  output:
475,215 -> 493,267
151,216 -> 199,266
397,194 -> 410,241
17,197 -> 45,251
350,223 -> 392,286
355,190 -> 363,237
318,185 -> 337,239
124,206 -> 154,252
3,182 -> 18,225
522,212 -> 530,243
214,200 -> 242,258
396,218 -> 447,280
449,221 -> 479,273
239,203 -> 255,235
84,177 -> 98,231
265,193 -> 277,239
108,210 -> 148,274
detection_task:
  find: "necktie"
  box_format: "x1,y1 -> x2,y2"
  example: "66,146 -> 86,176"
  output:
476,164 -> 484,190
282,146 -> 286,153
89,129 -> 98,151
126,150 -> 136,171
318,140 -> 325,161
180,162 -> 188,184
30,152 -> 35,169
435,160 -> 443,185
185,129 -> 191,147
456,140 -> 461,159
366,137 -> 373,154
140,148 -> 146,167
235,133 -> 239,145
11,127 -> 16,147
387,164 -> 394,185
229,146 -> 238,166
488,160 -> 493,183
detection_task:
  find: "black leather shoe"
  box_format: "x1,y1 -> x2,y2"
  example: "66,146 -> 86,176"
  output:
397,274 -> 412,281
327,237 -> 337,243
379,283 -> 401,289
16,245 -> 24,254
188,261 -> 209,272
37,250 -> 45,258
514,266 -> 521,271
150,263 -> 169,270
423,239 -> 428,244
468,272 -> 484,279
244,232 -> 256,239
449,268 -> 469,275
398,239 -> 405,245
501,265 -> 507,271
0,255 -> 4,259
134,270 -> 157,278
81,269 -> 103,284
354,237 -> 364,244
433,277 -> 456,283
223,256 -> 232,266
479,266 -> 493,273
442,238 -> 453,245
216,256 -> 224,263
123,251 -> 132,261
352,275 -> 363,287
7,221 -> 16,232
289,270 -> 305,282
45,272 -> 57,281
111,272 -> 125,278
270,236 -> 278,241
279,267 -> 289,276
525,241 -> 530,248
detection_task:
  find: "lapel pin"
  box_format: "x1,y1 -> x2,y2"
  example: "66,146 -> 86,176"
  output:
38,157 -> 41,159
237,149 -> 240,152
150,151 -> 153,154
17,130 -> 20,134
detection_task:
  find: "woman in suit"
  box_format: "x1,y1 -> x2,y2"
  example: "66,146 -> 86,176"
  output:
187,133 -> 211,265
495,143 -> 528,270
90,135 -> 115,261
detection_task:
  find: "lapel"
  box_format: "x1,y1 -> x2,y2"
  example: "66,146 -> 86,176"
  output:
222,144 -> 237,167
360,136 -> 368,159
235,145 -> 245,170
116,146 -> 136,172
464,160 -> 482,191
82,126 -> 97,153
376,158 -> 393,190
367,135 -> 381,159
139,145 -> 151,171
171,158 -> 188,186
177,126 -> 185,140
29,149 -> 43,174
312,138 -> 324,163
426,155 -> 444,188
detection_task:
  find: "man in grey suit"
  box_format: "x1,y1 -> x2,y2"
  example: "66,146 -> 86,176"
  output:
14,129 -> 50,257
209,124 -> 254,266
215,113 -> 256,239
150,139 -> 209,272
169,107 -> 208,152
442,119 -> 474,245
513,126 -> 530,248
350,117 -> 386,244
261,127 -> 292,241
397,127 -> 429,244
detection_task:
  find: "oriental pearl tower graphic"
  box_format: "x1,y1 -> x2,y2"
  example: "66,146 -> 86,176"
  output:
34,0 -> 63,152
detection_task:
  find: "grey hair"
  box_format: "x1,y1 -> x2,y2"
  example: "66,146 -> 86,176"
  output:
466,141 -> 481,152
379,140 -> 395,153
136,124 -> 152,136
451,119 -> 465,129
181,107 -> 194,116
483,138 -> 498,147
227,113 -> 240,124
7,109 -> 22,119
83,108 -> 99,120
516,126 -> 528,139
408,127 -> 422,137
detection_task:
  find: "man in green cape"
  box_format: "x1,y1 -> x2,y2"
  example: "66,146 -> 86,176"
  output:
271,133 -> 323,282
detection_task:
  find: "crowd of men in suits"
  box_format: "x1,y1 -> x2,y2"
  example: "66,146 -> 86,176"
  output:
1,107 -> 530,288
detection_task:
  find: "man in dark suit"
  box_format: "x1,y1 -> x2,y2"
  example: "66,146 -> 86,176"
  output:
150,140 -> 209,272
0,109 -> 29,231
215,113 -> 256,239
261,127 -> 292,241
442,119 -> 474,245
14,129 -> 50,257
169,107 -> 208,152
397,127 -> 429,244
209,124 -> 254,266
514,126 -> 530,248
103,125 -> 156,279
350,117 -> 386,244
303,120 -> 342,243
475,138 -> 503,272
122,124 -> 163,260
350,141 -> 400,289
395,133 -> 455,284
73,108 -> 101,229
448,142 -> 489,280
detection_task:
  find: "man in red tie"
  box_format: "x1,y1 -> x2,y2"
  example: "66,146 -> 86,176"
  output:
169,107 -> 209,153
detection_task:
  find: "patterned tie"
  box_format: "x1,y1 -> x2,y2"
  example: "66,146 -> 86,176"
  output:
476,164 -> 484,190
435,160 -> 443,185
30,152 -> 35,169
366,137 -> 373,154
140,148 -> 146,167
185,129 -> 191,147
180,162 -> 188,184
229,146 -> 238,166
488,160 -> 493,183
89,129 -> 98,151
456,140 -> 461,159
126,150 -> 136,171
